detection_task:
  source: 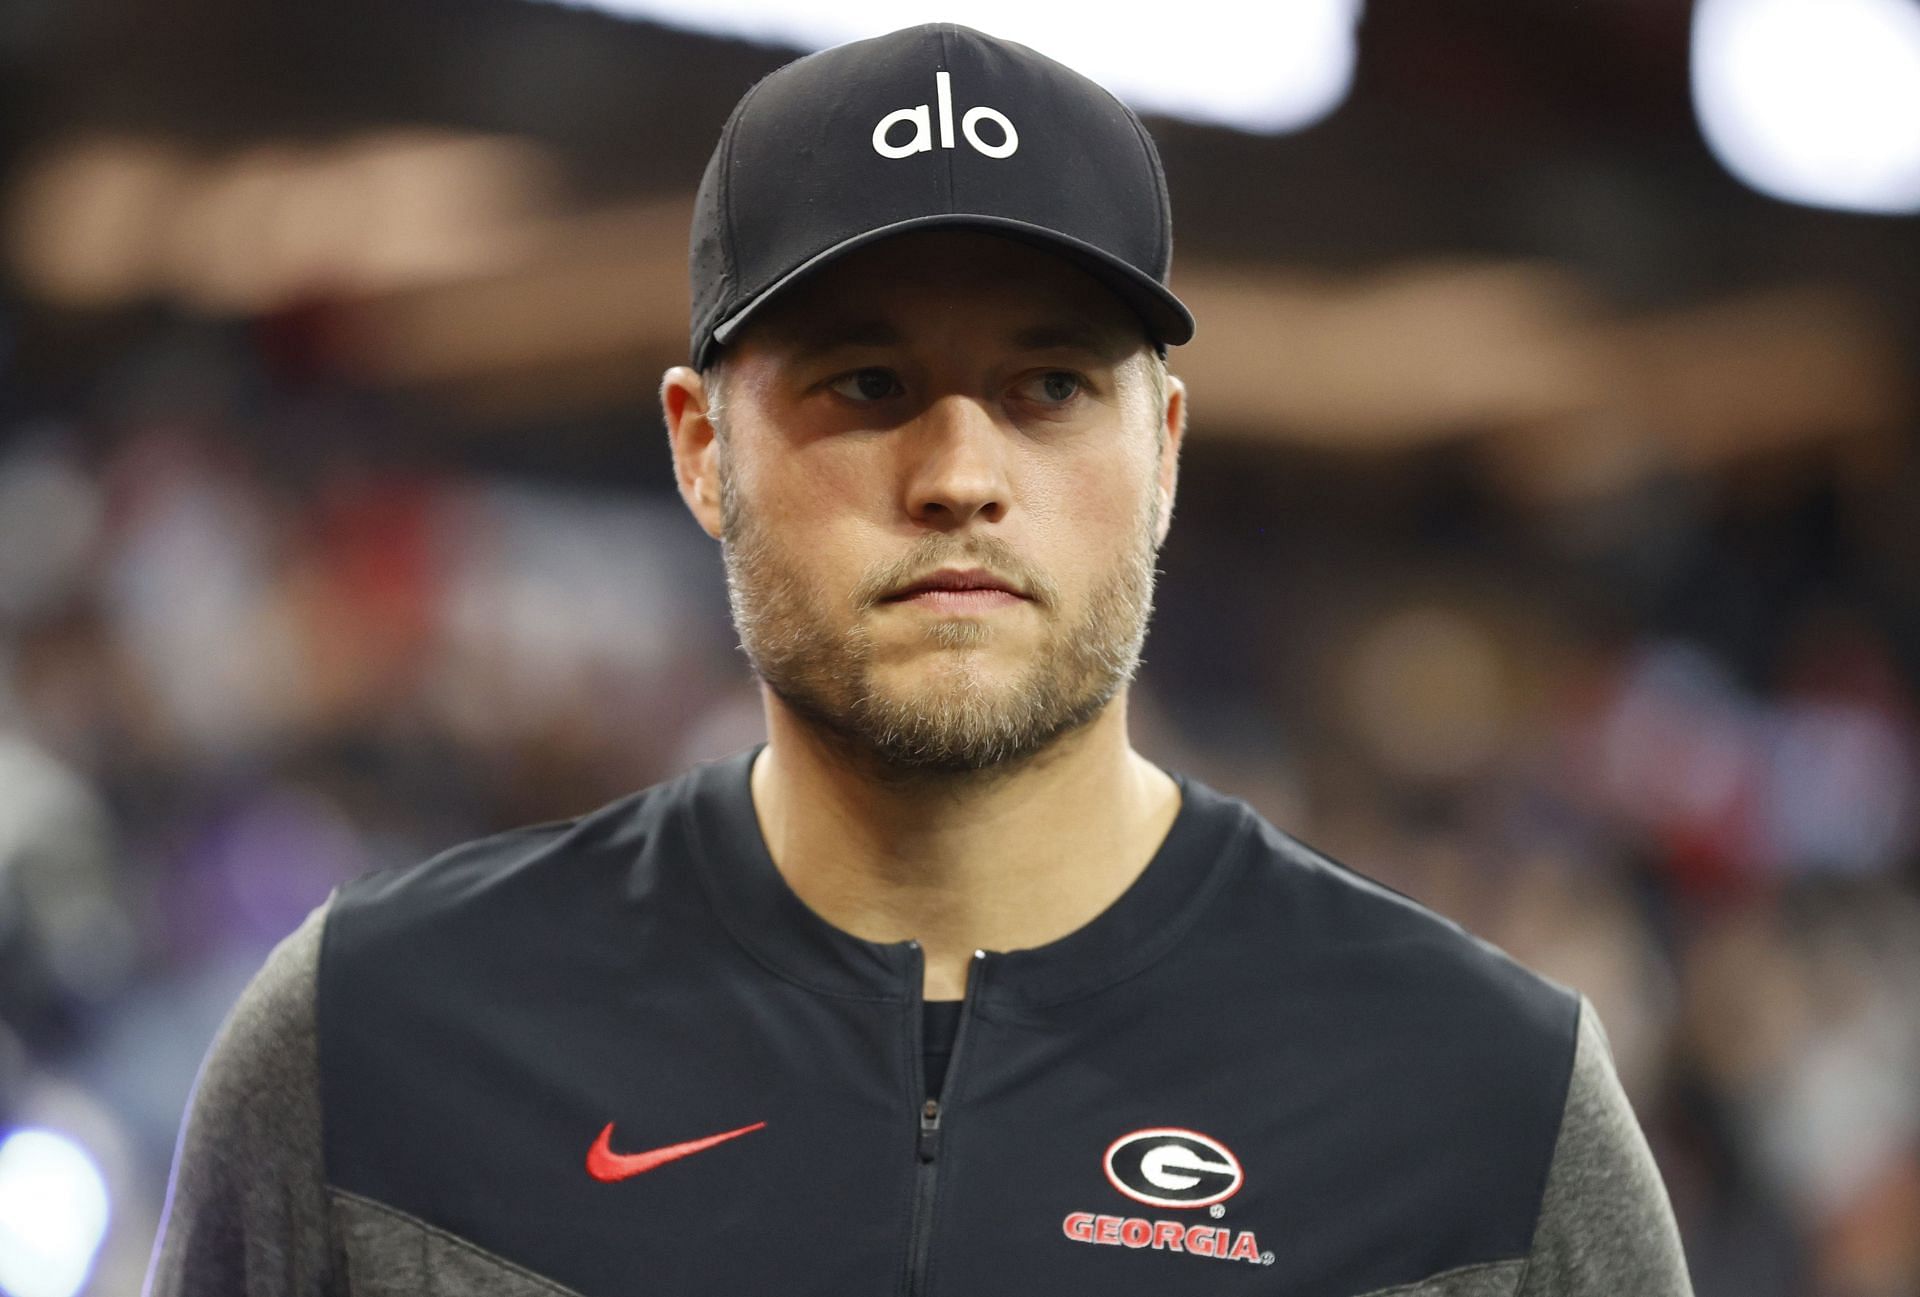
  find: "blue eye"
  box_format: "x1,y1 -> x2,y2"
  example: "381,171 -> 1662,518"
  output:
1018,371 -> 1083,405
828,368 -> 901,401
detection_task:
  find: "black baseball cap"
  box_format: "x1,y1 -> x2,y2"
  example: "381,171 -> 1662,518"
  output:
688,23 -> 1195,369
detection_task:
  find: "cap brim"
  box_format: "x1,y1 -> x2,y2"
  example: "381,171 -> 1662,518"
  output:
703,213 -> 1194,368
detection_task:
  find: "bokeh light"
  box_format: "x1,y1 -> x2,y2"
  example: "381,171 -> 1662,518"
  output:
1693,0 -> 1920,213
0,1131 -> 111,1297
536,0 -> 1365,133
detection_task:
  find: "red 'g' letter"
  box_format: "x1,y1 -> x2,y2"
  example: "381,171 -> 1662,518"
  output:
1185,1224 -> 1218,1256
1063,1212 -> 1095,1242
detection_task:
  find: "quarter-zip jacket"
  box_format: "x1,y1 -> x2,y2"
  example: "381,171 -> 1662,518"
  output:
148,748 -> 1694,1296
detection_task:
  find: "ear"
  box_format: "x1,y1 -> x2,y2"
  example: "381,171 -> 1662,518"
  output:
1154,373 -> 1187,548
661,366 -> 726,540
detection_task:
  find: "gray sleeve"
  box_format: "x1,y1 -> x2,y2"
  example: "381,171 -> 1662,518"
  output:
1517,994 -> 1694,1297
144,898 -> 336,1297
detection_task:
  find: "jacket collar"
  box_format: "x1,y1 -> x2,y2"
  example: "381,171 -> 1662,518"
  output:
683,746 -> 1254,1007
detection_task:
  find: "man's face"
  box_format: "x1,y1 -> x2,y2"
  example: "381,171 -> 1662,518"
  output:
671,230 -> 1183,778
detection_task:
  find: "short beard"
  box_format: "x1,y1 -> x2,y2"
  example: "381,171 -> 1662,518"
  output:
718,456 -> 1161,786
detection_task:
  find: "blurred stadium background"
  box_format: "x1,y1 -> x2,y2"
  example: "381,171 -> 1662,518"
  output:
0,0 -> 1918,1293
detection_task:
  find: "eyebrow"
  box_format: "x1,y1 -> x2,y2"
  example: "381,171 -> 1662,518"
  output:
781,319 -> 905,366
1006,321 -> 1134,359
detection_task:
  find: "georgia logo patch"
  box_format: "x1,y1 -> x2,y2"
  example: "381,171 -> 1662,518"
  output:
1103,1128 -> 1244,1209
1062,1126 -> 1272,1267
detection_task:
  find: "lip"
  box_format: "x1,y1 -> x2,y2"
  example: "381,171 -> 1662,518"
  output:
891,587 -> 1027,613
882,567 -> 1029,602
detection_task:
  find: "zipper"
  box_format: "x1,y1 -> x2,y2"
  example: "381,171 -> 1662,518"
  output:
903,943 -> 987,1297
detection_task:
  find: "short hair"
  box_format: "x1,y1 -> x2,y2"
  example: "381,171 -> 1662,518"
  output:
701,353 -> 732,443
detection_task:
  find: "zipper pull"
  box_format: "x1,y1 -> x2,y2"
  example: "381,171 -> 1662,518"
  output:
918,1098 -> 941,1162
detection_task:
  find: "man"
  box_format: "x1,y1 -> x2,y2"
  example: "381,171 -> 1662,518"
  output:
149,23 -> 1693,1297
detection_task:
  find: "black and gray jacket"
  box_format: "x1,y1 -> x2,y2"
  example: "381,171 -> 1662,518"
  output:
147,748 -> 1694,1296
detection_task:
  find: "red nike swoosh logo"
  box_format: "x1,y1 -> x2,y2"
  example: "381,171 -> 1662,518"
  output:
586,1120 -> 768,1182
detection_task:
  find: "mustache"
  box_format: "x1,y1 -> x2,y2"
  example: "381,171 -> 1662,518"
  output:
851,535 -> 1059,611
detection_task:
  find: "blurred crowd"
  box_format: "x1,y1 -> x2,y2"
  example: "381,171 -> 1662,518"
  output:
0,312 -> 1916,1296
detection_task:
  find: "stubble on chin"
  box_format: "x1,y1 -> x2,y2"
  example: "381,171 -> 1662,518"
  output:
718,467 -> 1160,782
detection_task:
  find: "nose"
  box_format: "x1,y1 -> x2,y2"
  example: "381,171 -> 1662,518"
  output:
900,396 -> 1010,530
